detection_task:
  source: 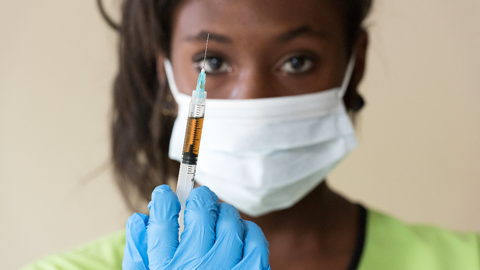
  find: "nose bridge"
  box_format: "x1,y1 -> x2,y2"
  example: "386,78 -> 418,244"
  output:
230,65 -> 277,99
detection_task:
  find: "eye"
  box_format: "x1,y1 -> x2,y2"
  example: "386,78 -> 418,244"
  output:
281,56 -> 314,74
194,57 -> 231,74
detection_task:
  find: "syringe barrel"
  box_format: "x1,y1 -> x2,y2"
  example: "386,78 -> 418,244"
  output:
189,89 -> 206,117
176,89 -> 207,239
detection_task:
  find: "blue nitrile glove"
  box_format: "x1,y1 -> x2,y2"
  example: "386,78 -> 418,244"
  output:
122,185 -> 271,270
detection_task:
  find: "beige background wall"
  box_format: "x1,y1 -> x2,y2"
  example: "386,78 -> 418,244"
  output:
0,1 -> 479,269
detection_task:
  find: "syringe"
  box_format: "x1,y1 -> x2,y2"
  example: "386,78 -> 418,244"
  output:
176,35 -> 209,238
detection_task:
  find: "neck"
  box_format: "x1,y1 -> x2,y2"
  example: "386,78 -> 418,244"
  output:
240,181 -> 357,231
240,182 -> 360,269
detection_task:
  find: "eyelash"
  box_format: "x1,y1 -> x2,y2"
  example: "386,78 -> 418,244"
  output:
277,54 -> 318,75
193,56 -> 231,74
192,52 -> 319,75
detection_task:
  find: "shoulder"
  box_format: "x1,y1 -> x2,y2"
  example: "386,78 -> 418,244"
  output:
358,209 -> 480,270
21,230 -> 126,270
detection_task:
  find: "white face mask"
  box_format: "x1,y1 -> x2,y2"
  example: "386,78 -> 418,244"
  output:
165,56 -> 357,217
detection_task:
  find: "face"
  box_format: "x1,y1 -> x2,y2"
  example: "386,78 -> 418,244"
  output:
166,0 -> 362,99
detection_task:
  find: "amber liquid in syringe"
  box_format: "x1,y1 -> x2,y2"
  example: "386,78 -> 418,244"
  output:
181,117 -> 204,165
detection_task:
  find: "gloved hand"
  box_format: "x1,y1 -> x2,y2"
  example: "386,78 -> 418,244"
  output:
123,185 -> 271,270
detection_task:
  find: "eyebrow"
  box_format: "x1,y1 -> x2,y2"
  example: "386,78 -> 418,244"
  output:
184,26 -> 327,44
276,26 -> 328,43
185,31 -> 232,44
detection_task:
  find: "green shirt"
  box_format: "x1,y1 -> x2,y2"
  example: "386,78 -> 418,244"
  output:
22,209 -> 480,270
358,210 -> 480,270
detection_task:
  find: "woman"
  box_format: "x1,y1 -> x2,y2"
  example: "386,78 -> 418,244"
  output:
23,0 -> 480,269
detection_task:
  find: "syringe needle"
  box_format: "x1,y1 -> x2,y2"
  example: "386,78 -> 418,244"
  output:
202,34 -> 209,71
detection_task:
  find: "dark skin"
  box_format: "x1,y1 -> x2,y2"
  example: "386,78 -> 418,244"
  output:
161,0 -> 368,269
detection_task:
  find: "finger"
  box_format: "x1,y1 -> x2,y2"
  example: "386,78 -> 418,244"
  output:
198,203 -> 245,269
172,186 -> 219,264
146,185 -> 181,269
232,220 -> 270,270
123,213 -> 149,270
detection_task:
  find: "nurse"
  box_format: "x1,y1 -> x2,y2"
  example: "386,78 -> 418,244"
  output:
120,0 -> 368,268
23,0 -> 480,269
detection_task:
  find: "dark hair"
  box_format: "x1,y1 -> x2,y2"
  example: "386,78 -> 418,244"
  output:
99,0 -> 373,211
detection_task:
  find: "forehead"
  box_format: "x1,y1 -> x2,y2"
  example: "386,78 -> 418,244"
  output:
173,0 -> 344,44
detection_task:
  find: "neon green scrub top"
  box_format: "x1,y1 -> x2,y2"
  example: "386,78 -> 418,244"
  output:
22,209 -> 480,270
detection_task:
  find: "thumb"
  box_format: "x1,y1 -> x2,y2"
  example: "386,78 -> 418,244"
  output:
147,185 -> 181,269
123,213 -> 149,270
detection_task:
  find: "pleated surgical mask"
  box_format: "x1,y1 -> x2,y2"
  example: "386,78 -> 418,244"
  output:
165,55 -> 357,217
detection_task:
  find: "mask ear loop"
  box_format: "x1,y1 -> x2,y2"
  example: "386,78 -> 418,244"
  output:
164,59 -> 182,99
338,48 -> 358,98
164,59 -> 196,120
